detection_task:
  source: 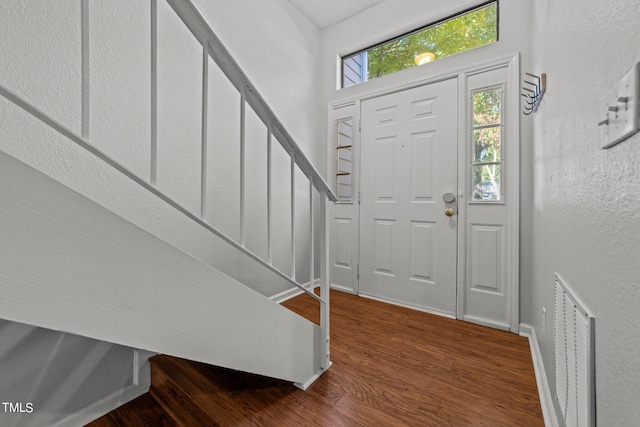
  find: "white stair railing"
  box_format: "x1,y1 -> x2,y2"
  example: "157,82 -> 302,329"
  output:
165,1 -> 335,374
0,0 -> 335,376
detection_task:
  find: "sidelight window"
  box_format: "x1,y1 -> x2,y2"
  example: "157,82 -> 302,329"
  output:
471,86 -> 503,201
335,118 -> 353,201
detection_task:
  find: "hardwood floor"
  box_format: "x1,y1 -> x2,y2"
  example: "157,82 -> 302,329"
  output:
89,290 -> 544,426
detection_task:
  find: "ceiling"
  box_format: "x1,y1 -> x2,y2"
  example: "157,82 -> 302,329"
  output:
285,0 -> 387,30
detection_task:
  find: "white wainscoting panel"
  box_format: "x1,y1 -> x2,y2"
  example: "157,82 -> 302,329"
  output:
470,224 -> 503,295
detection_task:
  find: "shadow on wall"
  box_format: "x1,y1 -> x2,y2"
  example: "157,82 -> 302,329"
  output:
0,320 -> 134,427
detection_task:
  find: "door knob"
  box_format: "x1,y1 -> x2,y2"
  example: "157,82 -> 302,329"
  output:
445,208 -> 455,217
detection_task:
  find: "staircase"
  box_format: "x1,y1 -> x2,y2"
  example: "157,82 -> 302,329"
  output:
88,292 -> 322,426
0,0 -> 335,423
89,352 -> 308,426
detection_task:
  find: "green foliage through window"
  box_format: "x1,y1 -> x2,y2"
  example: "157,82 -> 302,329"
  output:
342,2 -> 498,88
472,87 -> 503,201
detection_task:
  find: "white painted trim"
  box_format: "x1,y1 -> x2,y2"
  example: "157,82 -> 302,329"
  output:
319,194 -> 331,371
507,54 -> 521,332
352,100 -> 363,296
330,53 -> 521,107
133,349 -> 142,386
331,53 -> 520,330
200,42 -> 209,219
456,72 -> 469,322
150,0 -> 158,185
463,315 -> 510,332
330,284 -> 357,295
240,96 -> 246,246
133,349 -> 156,387
309,182 -> 315,286
267,130 -> 273,264
290,154 -> 297,279
270,280 -> 319,304
270,287 -> 305,304
51,384 -> 148,427
461,57 -> 520,333
327,103 -> 360,295
359,293 -> 456,319
294,362 -> 333,391
520,323 -> 560,427
81,0 -> 90,139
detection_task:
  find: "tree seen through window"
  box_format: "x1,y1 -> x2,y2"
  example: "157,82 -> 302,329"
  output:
342,2 -> 498,87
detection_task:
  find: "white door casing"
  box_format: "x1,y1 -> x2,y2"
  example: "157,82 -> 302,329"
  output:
328,54 -> 520,332
461,65 -> 519,331
359,78 -> 458,316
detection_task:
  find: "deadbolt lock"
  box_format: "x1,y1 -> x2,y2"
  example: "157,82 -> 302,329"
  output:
442,192 -> 456,203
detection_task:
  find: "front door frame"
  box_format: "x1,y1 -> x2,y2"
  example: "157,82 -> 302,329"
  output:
328,53 -> 520,332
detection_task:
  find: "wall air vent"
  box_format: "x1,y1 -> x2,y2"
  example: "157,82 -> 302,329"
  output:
554,273 -> 596,427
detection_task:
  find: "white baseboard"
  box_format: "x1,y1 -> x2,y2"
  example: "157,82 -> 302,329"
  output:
359,292 -> 456,319
329,284 -> 356,294
520,323 -> 559,427
294,362 -> 333,391
50,383 -> 148,427
463,314 -> 510,332
270,280 -> 319,304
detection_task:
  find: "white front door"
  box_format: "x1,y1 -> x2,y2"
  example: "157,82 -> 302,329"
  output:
359,78 -> 458,316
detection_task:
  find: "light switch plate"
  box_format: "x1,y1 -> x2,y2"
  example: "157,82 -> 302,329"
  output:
601,62 -> 640,149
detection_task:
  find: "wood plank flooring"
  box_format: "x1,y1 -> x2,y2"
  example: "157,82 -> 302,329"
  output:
89,290 -> 544,426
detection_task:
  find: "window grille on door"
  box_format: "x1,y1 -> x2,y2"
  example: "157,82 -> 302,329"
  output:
471,86 -> 503,202
336,118 -> 353,202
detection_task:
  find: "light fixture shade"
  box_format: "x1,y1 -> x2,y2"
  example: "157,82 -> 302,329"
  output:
415,52 -> 435,65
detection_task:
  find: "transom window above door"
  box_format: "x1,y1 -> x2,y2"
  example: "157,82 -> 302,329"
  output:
341,1 -> 498,88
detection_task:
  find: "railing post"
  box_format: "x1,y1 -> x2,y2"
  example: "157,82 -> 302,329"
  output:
319,190 -> 331,370
309,180 -> 314,291
81,0 -> 90,140
200,42 -> 209,219
290,154 -> 296,279
267,129 -> 273,265
240,95 -> 246,246
150,0 -> 158,185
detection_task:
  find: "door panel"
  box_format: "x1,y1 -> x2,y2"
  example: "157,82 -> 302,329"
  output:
359,78 -> 458,315
463,65 -> 515,330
